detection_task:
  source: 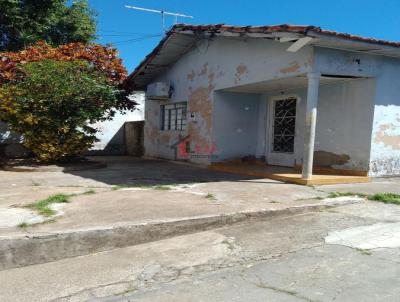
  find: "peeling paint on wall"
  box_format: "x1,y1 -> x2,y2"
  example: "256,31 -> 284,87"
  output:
234,63 -> 248,84
280,61 -> 301,74
187,70 -> 196,81
370,104 -> 400,176
198,63 -> 208,76
314,150 -> 350,167
188,85 -> 215,151
374,123 -> 400,150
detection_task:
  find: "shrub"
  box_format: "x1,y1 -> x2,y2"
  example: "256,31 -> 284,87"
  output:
0,49 -> 134,161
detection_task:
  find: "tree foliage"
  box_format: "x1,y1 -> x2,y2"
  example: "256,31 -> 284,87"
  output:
0,41 -> 127,85
0,42 -> 135,162
0,0 -> 96,52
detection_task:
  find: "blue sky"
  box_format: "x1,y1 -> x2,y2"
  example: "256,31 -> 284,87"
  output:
91,0 -> 400,73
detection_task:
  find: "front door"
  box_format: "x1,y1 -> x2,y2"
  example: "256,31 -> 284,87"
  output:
267,96 -> 298,167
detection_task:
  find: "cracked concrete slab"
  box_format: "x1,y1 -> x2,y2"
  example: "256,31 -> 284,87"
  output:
0,207 -> 45,228
327,200 -> 400,222
112,245 -> 400,302
325,222 -> 400,249
0,231 -> 238,302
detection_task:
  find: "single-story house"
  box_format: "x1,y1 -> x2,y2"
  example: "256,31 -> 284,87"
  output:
126,24 -> 400,182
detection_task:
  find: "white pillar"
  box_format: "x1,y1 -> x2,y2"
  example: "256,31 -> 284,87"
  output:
302,72 -> 320,179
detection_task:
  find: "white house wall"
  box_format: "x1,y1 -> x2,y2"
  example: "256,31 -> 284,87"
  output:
315,48 -> 400,176
90,93 -> 145,154
213,91 -> 262,161
145,37 -> 313,164
252,78 -> 373,171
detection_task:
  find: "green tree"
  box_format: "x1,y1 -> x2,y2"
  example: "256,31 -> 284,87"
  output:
0,59 -> 131,162
0,0 -> 96,51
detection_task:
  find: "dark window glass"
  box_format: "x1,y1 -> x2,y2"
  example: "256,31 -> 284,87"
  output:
160,102 -> 187,131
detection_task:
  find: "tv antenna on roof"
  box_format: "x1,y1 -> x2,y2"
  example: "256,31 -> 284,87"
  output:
125,5 -> 194,34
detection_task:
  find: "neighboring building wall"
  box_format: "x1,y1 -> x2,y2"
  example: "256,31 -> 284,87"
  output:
125,121 -> 144,157
144,37 -> 313,164
90,93 -> 144,155
315,48 -> 400,176
0,122 -> 29,158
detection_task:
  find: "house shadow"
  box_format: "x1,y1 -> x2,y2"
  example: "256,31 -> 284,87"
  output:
86,124 -> 127,156
66,156 -> 283,187
0,122 -> 31,158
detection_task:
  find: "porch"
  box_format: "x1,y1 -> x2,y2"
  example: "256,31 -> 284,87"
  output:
211,72 -> 375,185
209,162 -> 370,185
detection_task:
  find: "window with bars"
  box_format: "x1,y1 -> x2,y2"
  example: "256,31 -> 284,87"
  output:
272,97 -> 297,153
160,102 -> 187,131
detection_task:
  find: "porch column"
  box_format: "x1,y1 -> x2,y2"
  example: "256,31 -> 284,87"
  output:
302,72 -> 320,179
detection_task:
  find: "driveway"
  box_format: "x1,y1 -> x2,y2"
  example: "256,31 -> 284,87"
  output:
0,156 -> 330,234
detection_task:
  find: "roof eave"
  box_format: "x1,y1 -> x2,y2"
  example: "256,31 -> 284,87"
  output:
125,24 -> 400,91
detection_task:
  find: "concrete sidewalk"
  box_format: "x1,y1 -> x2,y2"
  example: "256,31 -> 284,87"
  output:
0,156 -> 329,235
0,181 -> 357,270
1,181 -> 328,234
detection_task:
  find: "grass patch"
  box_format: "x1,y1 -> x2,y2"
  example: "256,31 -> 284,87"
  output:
326,192 -> 367,198
82,189 -> 96,195
153,185 -> 172,191
368,192 -> 400,205
18,222 -> 29,228
205,193 -> 216,200
326,191 -> 400,205
111,184 -> 141,190
355,248 -> 372,256
27,194 -> 72,217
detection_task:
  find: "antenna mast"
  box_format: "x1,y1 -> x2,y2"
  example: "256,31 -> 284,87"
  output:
125,5 -> 193,33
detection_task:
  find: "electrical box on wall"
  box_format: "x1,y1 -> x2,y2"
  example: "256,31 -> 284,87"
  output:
146,82 -> 171,100
189,111 -> 200,122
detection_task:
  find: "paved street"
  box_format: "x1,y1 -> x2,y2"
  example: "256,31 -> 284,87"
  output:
1,200 -> 399,302
103,202 -> 400,302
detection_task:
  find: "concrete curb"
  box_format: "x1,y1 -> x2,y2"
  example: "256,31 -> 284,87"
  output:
0,200 -> 357,271
2,161 -> 107,172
